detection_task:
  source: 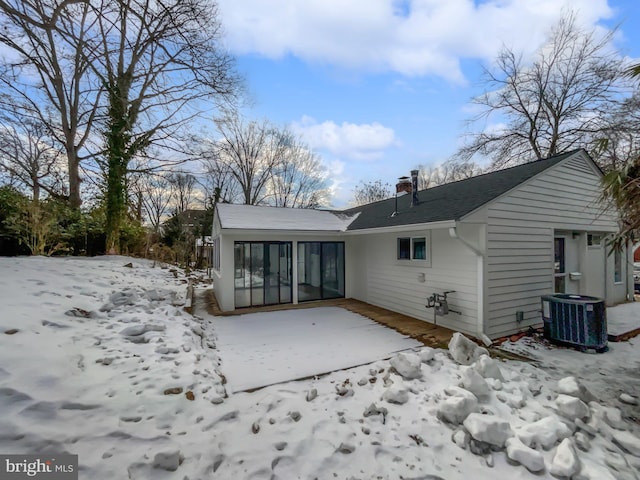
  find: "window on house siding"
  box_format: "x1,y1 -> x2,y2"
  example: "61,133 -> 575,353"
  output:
614,249 -> 622,283
588,234 -> 602,247
398,236 -> 428,261
212,237 -> 221,271
397,238 -> 411,260
413,237 -> 426,260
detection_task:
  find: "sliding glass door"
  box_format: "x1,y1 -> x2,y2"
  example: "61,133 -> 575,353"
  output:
234,242 -> 292,308
297,242 -> 345,302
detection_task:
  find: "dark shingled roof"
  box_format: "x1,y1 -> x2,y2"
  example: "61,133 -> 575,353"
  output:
343,150 -> 582,231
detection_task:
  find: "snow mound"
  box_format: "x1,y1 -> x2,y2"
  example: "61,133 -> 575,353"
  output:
506,436 -> 545,472
419,347 -> 435,363
463,413 -> 512,448
612,430 -> 640,456
555,393 -> 589,420
389,352 -> 422,379
549,438 -> 580,477
474,354 -> 504,381
437,387 -> 478,425
153,450 -> 183,472
448,332 -> 488,366
382,387 -> 409,405
460,366 -> 490,399
516,415 -> 572,449
557,376 -> 595,403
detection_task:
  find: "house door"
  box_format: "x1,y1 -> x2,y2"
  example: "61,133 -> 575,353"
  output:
554,234 -> 579,294
297,242 -> 345,302
234,241 -> 292,308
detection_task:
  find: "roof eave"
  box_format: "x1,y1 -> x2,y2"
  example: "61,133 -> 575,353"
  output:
345,219 -> 457,235
218,227 -> 348,236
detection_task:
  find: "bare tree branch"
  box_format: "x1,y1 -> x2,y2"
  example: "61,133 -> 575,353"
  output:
457,12 -> 628,170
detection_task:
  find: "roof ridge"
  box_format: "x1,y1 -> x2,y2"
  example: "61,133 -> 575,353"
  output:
413,149 -> 582,195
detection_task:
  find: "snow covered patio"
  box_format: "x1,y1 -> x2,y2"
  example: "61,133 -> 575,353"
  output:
607,302 -> 640,340
200,303 -> 423,392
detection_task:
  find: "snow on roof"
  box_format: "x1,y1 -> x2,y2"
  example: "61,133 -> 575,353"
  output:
216,203 -> 359,231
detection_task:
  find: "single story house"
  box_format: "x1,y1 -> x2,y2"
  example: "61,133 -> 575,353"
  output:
210,149 -> 634,342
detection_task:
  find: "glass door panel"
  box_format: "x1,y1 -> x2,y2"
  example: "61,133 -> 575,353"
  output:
298,242 -> 345,302
234,243 -> 251,308
250,243 -> 264,306
264,243 -> 280,305
279,243 -> 292,303
234,241 -> 292,308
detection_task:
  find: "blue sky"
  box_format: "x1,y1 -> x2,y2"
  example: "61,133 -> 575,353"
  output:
216,0 -> 640,207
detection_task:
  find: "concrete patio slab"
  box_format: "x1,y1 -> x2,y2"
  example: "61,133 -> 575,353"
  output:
196,293 -> 422,392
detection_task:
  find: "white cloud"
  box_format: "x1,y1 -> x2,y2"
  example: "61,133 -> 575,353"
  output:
217,0 -> 613,82
291,115 -> 396,161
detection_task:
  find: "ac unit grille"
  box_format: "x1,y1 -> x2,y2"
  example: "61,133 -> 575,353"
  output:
541,295 -> 607,351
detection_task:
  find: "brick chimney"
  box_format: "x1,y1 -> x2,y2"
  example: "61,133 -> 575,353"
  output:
396,176 -> 411,194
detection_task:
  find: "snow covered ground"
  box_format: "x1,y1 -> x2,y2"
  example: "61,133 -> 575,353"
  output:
0,256 -> 639,480
212,306 -> 422,392
608,302 -> 640,336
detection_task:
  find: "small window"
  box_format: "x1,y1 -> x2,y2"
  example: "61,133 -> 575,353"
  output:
212,237 -> 221,271
588,234 -> 602,247
397,235 -> 429,262
412,237 -> 426,260
397,238 -> 411,260
614,249 -> 622,283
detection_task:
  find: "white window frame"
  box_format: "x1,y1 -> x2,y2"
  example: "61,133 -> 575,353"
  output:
396,232 -> 431,267
212,236 -> 221,272
587,233 -> 602,248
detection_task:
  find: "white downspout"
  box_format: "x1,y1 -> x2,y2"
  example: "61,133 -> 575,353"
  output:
448,226 -> 492,346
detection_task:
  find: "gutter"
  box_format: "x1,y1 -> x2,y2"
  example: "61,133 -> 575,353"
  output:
346,220 -> 457,235
448,225 -> 492,346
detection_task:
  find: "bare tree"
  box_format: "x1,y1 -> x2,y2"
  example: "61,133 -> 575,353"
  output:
79,0 -> 239,253
269,132 -> 329,208
416,158 -> 482,190
202,157 -> 242,204
458,12 -> 626,169
191,133 -> 242,204
416,165 -> 443,190
136,173 -> 172,233
213,115 -> 288,205
593,91 -> 640,172
351,180 -> 392,207
0,101 -> 65,202
169,172 -> 196,214
0,0 -> 102,209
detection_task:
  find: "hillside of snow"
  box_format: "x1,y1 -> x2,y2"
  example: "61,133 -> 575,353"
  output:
0,256 -> 639,479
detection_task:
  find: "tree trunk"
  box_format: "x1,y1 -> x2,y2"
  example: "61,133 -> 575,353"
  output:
104,89 -> 130,255
67,148 -> 82,209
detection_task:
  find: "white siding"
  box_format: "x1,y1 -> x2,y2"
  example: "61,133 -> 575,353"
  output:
352,228 -> 479,337
478,152 -> 621,338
